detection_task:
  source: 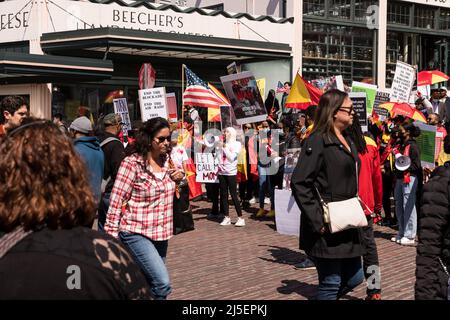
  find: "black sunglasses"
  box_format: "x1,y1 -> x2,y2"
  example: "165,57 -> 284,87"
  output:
338,106 -> 354,115
155,135 -> 171,143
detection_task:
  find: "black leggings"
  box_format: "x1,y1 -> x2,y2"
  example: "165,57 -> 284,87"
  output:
219,175 -> 242,217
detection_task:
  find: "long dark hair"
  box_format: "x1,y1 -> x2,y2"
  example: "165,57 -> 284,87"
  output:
312,89 -> 348,138
126,117 -> 170,159
345,112 -> 367,154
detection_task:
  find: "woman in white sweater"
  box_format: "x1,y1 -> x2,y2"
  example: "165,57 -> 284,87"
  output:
217,127 -> 244,227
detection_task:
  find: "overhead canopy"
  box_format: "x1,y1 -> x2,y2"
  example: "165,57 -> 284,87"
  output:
0,52 -> 114,84
40,27 -> 292,61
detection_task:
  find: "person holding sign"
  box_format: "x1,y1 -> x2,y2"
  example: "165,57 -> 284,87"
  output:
104,117 -> 184,300
290,89 -> 365,300
217,127 -> 244,227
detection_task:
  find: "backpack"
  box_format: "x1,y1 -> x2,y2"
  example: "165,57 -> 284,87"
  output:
100,137 -> 121,193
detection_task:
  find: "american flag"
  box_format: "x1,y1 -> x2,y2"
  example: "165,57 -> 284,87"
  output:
276,81 -> 287,93
183,66 -> 224,108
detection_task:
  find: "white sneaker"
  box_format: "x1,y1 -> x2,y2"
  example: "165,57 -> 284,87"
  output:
400,237 -> 415,246
220,216 -> 231,226
249,197 -> 257,204
264,197 -> 271,204
235,218 -> 246,227
390,236 -> 401,243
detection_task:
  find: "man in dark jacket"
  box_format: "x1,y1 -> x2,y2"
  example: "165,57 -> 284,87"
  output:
70,116 -> 104,207
97,113 -> 126,231
415,135 -> 450,300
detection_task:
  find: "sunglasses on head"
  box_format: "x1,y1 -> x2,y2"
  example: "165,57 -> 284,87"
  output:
155,135 -> 171,143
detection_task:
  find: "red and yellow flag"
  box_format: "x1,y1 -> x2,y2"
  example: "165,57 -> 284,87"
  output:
285,72 -> 322,110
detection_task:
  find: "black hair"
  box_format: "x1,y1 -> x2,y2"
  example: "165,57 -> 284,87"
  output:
126,117 -> 170,157
0,96 -> 29,124
403,123 -> 421,138
53,113 -> 63,121
345,112 -> 367,154
305,105 -> 317,120
444,135 -> 450,154
284,82 -> 291,86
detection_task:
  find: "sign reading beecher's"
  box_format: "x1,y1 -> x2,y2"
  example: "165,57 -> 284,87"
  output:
349,92 -> 368,131
373,90 -> 391,121
138,87 -> 168,122
113,98 -> 131,135
390,61 -> 416,102
195,153 -> 219,183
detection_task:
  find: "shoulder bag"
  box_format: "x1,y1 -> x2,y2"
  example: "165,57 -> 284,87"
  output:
314,162 -> 368,233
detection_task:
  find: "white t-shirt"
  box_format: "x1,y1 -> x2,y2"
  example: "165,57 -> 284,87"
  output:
171,146 -> 189,170
218,141 -> 242,176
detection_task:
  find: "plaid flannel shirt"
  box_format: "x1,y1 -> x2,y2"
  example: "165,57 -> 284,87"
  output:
104,154 -> 176,241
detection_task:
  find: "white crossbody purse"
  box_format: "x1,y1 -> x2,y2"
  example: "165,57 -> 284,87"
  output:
314,162 -> 368,234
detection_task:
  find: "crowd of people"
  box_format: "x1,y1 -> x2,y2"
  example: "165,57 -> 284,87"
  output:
0,83 -> 449,301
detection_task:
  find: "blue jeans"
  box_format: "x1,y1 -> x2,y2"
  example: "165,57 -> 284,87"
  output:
394,176 -> 418,239
119,232 -> 172,300
314,257 -> 364,300
258,165 -> 274,210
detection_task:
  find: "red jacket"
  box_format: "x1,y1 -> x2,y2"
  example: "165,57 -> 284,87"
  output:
358,136 -> 383,216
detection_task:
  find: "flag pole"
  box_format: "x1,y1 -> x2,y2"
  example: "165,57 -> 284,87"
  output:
181,64 -> 186,135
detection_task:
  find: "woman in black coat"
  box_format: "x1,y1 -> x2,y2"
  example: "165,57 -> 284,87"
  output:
291,90 -> 366,300
415,135 -> 450,300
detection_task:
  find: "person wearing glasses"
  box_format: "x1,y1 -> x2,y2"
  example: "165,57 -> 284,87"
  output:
97,113 -> 126,231
291,90 -> 366,300
104,117 -> 185,300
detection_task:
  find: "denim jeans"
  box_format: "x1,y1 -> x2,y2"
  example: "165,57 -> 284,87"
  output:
258,165 -> 274,210
97,192 -> 111,232
314,257 -> 364,300
119,232 -> 171,300
394,176 -> 418,239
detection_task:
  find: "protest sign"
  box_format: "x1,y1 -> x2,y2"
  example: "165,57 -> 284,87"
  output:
227,62 -> 240,75
220,105 -> 240,131
311,75 -> 345,93
390,61 -> 416,103
256,78 -> 266,100
349,92 -> 368,131
113,98 -> 131,135
414,122 -> 437,168
166,93 -> 178,123
373,90 -> 391,121
283,148 -> 301,190
275,189 -> 301,237
220,71 -> 268,125
195,153 -> 219,183
352,81 -> 378,115
138,87 -> 168,122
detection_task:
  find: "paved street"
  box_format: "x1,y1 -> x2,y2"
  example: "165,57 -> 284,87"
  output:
167,201 -> 416,300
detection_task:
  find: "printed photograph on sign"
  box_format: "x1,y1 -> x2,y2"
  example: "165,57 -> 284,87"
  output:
220,71 -> 268,125
220,105 -> 240,131
311,75 -> 345,93
283,148 -> 301,191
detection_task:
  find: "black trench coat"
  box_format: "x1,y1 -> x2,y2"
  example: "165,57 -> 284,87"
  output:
290,131 -> 366,259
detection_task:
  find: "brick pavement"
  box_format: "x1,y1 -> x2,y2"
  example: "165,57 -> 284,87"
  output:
167,201 -> 416,300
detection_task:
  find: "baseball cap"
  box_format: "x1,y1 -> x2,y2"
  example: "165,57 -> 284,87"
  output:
69,116 -> 92,134
103,113 -> 122,126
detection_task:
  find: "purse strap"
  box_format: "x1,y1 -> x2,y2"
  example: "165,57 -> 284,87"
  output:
439,257 -> 449,276
0,226 -> 32,259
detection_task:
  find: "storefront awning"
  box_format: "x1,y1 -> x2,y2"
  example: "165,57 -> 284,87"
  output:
40,27 -> 292,61
0,52 -> 114,84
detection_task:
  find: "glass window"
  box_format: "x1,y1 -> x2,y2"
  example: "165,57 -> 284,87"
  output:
387,1 -> 410,26
329,0 -> 351,20
439,8 -> 450,30
354,0 -> 378,23
414,5 -> 435,29
303,0 -> 325,17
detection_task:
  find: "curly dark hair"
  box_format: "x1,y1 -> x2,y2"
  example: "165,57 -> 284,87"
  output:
126,117 -> 170,158
0,117 -> 96,232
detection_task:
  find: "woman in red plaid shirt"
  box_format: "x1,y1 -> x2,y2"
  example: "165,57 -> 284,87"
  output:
104,117 -> 184,300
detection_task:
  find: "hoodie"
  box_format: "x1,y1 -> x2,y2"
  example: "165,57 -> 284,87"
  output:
74,136 -> 105,205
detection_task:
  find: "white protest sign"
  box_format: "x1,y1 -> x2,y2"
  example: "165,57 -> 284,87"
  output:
138,87 -> 168,122
390,61 -> 416,103
113,98 -> 131,135
195,153 -> 219,183
275,189 -> 301,237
